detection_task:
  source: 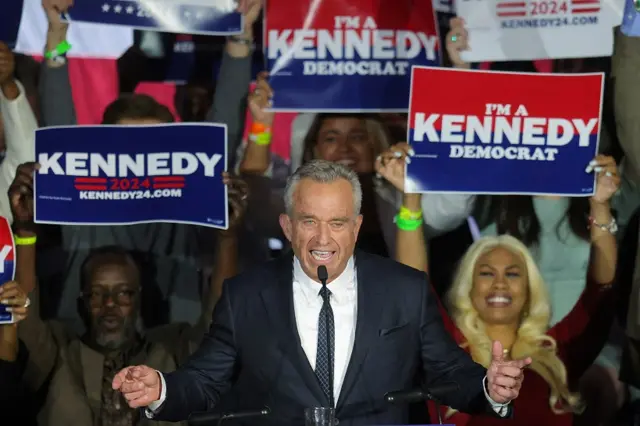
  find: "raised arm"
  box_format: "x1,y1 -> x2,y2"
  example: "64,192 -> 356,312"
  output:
0,44 -> 38,223
189,174 -> 248,344
551,155 -> 619,382
207,0 -> 261,168
10,162 -> 61,391
39,0 -> 77,127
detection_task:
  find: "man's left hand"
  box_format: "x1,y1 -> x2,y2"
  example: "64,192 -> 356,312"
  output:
487,341 -> 532,404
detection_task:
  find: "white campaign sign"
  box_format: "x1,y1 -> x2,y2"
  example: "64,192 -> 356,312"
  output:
457,0 -> 625,61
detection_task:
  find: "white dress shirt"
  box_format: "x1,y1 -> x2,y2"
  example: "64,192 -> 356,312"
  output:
292,256 -> 357,402
147,256 -> 509,416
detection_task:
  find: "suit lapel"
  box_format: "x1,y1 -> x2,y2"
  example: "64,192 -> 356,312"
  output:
260,253 -> 329,406
336,251 -> 387,411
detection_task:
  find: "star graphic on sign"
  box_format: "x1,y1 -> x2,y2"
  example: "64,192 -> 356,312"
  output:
114,4 -> 123,13
126,5 -> 135,14
196,10 -> 206,19
184,10 -> 192,19
102,3 -> 110,12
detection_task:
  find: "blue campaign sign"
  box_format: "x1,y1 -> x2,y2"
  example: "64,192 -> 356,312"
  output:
264,0 -> 441,112
64,0 -> 243,36
406,67 -> 603,196
0,217 -> 16,324
34,124 -> 229,229
1,0 -> 24,49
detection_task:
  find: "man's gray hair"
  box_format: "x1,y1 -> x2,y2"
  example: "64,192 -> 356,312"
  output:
284,160 -> 362,216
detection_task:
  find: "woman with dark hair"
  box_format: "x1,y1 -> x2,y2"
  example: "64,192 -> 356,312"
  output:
237,75 -> 475,257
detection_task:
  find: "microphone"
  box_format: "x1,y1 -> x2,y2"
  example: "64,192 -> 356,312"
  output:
317,265 -> 334,408
187,407 -> 271,426
384,382 -> 459,425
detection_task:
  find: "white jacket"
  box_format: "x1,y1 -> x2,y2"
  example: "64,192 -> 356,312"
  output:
0,79 -> 37,223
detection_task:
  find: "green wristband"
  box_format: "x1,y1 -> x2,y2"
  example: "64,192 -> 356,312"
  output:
45,40 -> 72,60
395,215 -> 422,231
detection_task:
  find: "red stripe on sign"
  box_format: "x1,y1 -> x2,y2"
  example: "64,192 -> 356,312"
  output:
152,176 -> 186,182
571,0 -> 599,3
153,183 -> 185,189
497,11 -> 527,16
74,185 -> 107,191
572,7 -> 600,12
497,2 -> 526,7
74,177 -> 108,183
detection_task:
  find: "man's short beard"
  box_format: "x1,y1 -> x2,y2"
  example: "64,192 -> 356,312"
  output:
93,315 -> 137,350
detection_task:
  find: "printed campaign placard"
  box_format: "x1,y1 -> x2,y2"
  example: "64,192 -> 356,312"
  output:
64,0 -> 243,36
34,124 -> 229,228
0,217 -> 16,324
457,0 -> 624,61
406,67 -> 603,196
264,0 -> 441,112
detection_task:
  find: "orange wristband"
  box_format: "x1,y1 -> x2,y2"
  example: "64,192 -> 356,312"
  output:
250,122 -> 270,134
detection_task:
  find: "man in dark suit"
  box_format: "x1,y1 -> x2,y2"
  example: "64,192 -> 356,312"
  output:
114,160 -> 531,425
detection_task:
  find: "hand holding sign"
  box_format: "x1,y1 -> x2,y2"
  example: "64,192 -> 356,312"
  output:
8,162 -> 36,233
446,18 -> 470,69
587,155 -> 620,205
43,0 -> 73,32
249,72 -> 275,126
0,281 -> 29,323
221,172 -> 249,237
0,42 -> 15,86
375,143 -> 414,193
238,0 -> 262,33
487,340 -> 531,404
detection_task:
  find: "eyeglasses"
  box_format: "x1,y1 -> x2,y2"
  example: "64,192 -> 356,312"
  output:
82,288 -> 138,307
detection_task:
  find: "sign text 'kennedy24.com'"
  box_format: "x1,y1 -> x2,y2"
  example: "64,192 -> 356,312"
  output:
34,124 -> 229,228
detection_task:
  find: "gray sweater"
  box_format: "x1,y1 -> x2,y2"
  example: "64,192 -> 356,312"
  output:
38,51 -> 251,332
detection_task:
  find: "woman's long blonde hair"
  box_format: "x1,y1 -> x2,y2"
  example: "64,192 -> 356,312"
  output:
446,235 -> 583,415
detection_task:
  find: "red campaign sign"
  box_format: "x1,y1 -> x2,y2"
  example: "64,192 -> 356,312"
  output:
264,0 -> 440,111
408,67 -> 603,142
406,67 -> 604,196
265,0 -> 439,35
0,216 -> 16,324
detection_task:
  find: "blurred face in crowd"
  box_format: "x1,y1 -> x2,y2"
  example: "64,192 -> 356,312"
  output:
85,261 -> 140,350
313,117 -> 376,174
117,118 -> 164,125
280,178 -> 362,283
178,84 -> 213,122
470,246 -> 529,326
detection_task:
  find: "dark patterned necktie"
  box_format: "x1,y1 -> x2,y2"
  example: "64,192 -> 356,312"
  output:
315,286 -> 335,406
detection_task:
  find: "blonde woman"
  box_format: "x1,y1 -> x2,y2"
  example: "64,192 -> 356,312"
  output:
376,146 -> 617,425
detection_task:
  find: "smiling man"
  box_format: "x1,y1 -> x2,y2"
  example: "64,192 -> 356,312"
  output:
115,160 -> 531,426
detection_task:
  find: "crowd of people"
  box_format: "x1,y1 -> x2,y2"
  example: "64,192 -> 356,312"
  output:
0,0 -> 637,425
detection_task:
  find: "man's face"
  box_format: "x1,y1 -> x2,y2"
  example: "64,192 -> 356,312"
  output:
279,178 -> 362,283
85,263 -> 140,350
